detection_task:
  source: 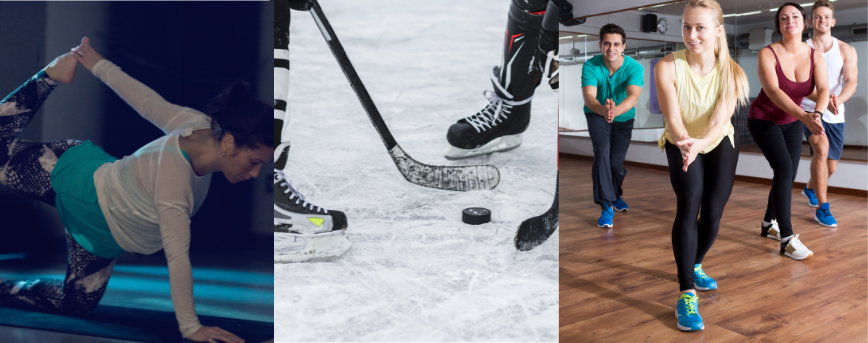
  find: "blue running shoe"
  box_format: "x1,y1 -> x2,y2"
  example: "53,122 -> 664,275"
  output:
598,203 -> 614,228
693,264 -> 717,291
815,203 -> 838,228
613,197 -> 629,212
675,293 -> 704,331
802,186 -> 818,208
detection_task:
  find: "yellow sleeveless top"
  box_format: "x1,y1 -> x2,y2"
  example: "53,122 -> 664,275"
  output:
658,50 -> 734,154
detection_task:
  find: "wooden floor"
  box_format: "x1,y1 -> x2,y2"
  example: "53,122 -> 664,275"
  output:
559,155 -> 868,342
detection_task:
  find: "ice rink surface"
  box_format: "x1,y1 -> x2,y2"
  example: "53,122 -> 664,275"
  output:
275,0 -> 558,341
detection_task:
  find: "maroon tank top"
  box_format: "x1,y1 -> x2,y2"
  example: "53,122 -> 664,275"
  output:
748,45 -> 815,125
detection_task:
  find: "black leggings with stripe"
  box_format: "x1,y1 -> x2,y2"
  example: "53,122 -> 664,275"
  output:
0,70 -> 116,315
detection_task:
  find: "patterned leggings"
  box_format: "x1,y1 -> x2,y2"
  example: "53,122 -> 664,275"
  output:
0,70 -> 116,315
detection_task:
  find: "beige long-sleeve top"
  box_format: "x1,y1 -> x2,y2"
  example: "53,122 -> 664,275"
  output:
91,59 -> 212,338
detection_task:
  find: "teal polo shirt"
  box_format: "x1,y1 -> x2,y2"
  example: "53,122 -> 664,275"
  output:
581,54 -> 644,122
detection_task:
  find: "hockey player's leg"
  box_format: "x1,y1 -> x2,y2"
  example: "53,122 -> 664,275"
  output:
540,0 -> 558,92
273,0 -> 351,262
274,0 -> 289,146
444,0 -> 549,160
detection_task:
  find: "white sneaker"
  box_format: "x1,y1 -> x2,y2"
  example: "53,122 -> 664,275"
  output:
760,219 -> 782,241
782,234 -> 813,260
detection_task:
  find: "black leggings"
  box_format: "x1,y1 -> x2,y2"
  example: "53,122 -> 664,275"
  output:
665,136 -> 738,291
748,118 -> 803,238
0,70 -> 115,314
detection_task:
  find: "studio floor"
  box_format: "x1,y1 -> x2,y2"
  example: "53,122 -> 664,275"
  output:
0,236 -> 274,343
559,155 -> 868,342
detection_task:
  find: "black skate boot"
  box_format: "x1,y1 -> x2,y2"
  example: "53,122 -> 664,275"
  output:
444,1 -> 551,160
273,144 -> 351,263
274,170 -> 348,235
273,143 -> 348,236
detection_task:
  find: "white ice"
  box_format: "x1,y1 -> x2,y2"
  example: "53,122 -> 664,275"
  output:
275,0 -> 558,341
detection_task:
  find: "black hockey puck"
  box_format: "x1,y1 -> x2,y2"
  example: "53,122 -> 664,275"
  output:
462,207 -> 491,225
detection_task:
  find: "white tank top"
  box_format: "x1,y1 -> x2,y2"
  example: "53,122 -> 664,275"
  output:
801,38 -> 845,123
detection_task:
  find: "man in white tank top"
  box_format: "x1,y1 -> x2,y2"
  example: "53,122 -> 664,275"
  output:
799,0 -> 858,228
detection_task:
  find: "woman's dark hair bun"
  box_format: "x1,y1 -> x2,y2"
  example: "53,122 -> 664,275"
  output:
207,80 -> 273,149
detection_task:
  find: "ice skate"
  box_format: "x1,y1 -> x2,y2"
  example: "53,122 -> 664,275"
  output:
444,2 -> 550,160
444,67 -> 532,160
274,168 -> 350,263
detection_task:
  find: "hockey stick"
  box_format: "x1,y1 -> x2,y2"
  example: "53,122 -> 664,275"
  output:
514,171 -> 558,251
309,2 -> 500,191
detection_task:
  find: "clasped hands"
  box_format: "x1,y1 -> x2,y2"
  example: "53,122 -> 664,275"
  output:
675,134 -> 701,172
601,98 -> 618,123
805,94 -> 840,136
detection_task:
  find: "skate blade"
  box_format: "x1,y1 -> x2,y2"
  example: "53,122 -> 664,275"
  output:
274,230 -> 352,263
444,134 -> 522,160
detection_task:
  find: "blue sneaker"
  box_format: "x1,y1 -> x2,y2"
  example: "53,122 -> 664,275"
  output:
598,203 -> 614,228
675,293 -> 704,331
802,186 -> 818,208
612,197 -> 629,212
693,264 -> 717,291
815,203 -> 838,227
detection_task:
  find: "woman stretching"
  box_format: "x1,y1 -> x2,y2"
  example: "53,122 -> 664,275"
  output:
655,0 -> 750,331
0,37 -> 271,343
749,3 -> 830,261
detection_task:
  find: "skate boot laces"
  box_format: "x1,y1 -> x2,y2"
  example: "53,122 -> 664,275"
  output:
274,170 -> 328,214
463,67 -> 533,133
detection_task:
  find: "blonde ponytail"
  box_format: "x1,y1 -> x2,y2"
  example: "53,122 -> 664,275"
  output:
686,0 -> 750,109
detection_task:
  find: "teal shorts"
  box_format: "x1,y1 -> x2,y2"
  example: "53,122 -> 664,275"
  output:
51,141 -> 124,259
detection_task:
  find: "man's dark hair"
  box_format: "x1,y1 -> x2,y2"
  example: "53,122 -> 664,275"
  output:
599,24 -> 626,45
775,2 -> 808,35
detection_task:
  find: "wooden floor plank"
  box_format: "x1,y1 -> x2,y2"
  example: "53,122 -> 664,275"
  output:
559,154 -> 868,342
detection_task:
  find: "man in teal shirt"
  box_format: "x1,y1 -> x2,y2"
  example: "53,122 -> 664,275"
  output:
581,23 -> 644,228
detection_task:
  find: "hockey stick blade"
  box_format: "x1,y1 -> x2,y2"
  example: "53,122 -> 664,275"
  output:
310,2 -> 500,191
514,172 -> 558,251
390,145 -> 499,191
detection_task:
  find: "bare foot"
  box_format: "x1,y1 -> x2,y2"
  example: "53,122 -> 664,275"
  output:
44,52 -> 78,84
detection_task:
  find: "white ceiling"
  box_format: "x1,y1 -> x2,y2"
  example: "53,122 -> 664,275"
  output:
566,0 -> 681,18
568,0 -> 868,26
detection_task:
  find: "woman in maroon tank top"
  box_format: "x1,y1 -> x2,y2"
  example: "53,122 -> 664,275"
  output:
747,2 -> 831,261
